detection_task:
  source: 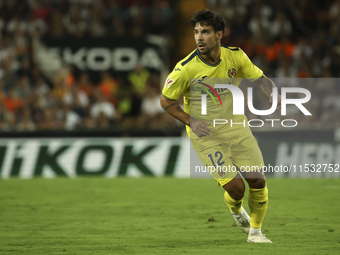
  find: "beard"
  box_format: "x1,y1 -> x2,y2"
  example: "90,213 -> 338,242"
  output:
197,40 -> 217,55
198,46 -> 212,55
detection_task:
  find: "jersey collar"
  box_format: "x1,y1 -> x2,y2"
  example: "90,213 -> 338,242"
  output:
196,49 -> 222,67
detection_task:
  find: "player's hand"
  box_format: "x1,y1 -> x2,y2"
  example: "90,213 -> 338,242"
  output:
270,93 -> 281,110
191,118 -> 211,137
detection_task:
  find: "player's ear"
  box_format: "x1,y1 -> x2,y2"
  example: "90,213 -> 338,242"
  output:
216,30 -> 223,39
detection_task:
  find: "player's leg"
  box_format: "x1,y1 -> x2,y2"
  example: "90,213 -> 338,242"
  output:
222,173 -> 251,234
242,171 -> 271,243
242,170 -> 267,229
222,172 -> 244,213
231,134 -> 272,243
242,172 -> 268,226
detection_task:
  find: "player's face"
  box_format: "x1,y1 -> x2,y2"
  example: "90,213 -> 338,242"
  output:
194,24 -> 219,55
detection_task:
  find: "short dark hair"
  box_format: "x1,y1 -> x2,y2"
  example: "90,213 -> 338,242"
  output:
190,10 -> 225,33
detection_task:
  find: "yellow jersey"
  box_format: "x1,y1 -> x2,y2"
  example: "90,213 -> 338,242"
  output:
162,45 -> 263,151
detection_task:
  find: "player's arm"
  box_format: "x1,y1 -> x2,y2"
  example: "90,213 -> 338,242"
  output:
160,95 -> 211,137
254,75 -> 281,106
160,95 -> 189,125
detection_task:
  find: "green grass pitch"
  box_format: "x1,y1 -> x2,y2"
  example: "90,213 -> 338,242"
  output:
0,178 -> 339,254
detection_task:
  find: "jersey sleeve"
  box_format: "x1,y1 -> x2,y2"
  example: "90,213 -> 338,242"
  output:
162,65 -> 189,101
238,49 -> 263,81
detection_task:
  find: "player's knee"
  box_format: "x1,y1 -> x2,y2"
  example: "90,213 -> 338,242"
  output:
232,189 -> 245,200
226,185 -> 245,200
248,178 -> 266,189
223,173 -> 245,200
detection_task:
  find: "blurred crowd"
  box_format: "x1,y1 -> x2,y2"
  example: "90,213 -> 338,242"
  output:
0,0 -> 176,132
209,0 -> 340,78
210,0 -> 340,129
0,0 -> 339,132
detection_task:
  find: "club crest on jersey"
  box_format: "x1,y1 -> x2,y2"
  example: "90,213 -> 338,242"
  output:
228,68 -> 237,78
165,77 -> 175,88
218,169 -> 226,177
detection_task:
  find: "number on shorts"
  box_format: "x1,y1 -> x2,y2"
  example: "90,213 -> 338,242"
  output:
208,151 -> 225,167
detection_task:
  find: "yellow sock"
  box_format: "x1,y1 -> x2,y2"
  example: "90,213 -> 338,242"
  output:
248,185 -> 268,229
224,191 -> 243,214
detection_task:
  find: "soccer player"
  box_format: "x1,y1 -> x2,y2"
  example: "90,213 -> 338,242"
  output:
160,10 -> 281,243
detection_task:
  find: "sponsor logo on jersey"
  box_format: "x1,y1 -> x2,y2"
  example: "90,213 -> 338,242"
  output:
174,67 -> 181,71
165,77 -> 175,88
228,68 -> 237,78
